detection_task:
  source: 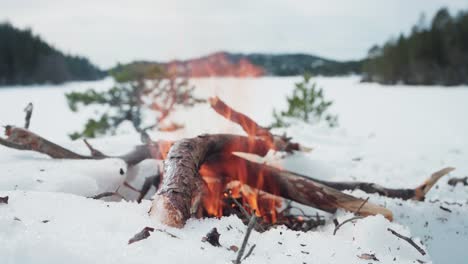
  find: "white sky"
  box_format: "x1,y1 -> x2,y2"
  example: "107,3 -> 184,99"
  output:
1,0 -> 467,68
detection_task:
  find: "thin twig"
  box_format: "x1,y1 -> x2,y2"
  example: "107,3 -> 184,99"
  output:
235,214 -> 257,264
387,228 -> 426,256
83,139 -> 106,158
230,194 -> 252,220
89,192 -> 124,200
333,216 -> 365,235
89,186 -> 124,200
137,173 -> 161,203
356,197 -> 370,213
155,228 -> 179,239
228,192 -> 265,232
243,244 -> 256,261
24,102 -> 33,129
333,197 -> 369,235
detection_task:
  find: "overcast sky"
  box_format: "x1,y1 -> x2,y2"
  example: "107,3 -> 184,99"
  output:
1,0 -> 467,68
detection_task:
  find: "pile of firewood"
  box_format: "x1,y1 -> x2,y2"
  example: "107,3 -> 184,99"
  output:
0,98 -> 455,229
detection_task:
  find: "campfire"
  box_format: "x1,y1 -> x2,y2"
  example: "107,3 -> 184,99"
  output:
0,97 -> 454,231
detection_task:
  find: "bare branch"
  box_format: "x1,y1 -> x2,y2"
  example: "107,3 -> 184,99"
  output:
235,214 -> 257,264
387,228 -> 426,256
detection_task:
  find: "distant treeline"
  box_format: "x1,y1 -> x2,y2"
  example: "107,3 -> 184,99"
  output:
363,8 -> 468,86
0,23 -> 105,86
228,53 -> 363,76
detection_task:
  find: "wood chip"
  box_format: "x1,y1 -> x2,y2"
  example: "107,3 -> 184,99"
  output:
358,253 -> 379,261
202,228 -> 221,247
0,196 -> 9,204
128,226 -> 154,244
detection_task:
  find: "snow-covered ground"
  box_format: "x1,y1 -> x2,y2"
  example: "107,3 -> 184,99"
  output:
0,76 -> 467,264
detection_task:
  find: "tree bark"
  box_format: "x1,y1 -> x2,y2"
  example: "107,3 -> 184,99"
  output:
149,134 -> 272,227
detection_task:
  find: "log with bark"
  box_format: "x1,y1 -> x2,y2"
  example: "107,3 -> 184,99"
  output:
0,102 -> 456,229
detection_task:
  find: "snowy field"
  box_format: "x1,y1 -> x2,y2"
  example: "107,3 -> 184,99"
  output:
0,76 -> 467,264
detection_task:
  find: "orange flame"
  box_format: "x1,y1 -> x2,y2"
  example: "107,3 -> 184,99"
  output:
199,147 -> 282,224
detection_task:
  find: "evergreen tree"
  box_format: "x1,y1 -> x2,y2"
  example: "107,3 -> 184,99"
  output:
66,63 -> 204,139
363,8 -> 468,86
0,23 -> 104,86
272,73 -> 338,128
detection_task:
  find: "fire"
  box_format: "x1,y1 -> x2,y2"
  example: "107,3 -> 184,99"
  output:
199,146 -> 282,224
165,52 -> 264,78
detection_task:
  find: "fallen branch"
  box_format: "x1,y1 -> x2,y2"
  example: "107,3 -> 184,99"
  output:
2,126 -> 91,159
0,126 -> 171,166
387,228 -> 426,256
315,167 -> 455,201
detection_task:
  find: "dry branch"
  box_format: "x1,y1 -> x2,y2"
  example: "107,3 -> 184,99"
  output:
2,126 -> 91,159
209,96 -> 310,152
0,126 -> 171,166
313,167 -> 455,201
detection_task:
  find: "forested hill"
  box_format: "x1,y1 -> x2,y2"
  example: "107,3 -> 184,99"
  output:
115,52 -> 362,78
0,23 -> 105,86
228,53 -> 362,76
363,8 -> 468,86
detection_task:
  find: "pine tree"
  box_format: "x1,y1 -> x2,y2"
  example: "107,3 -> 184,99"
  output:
272,73 -> 338,128
66,63 -> 204,139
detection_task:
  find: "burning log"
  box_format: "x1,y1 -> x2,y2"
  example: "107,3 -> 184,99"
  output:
224,154 -> 454,202
149,134 -> 271,227
201,154 -> 393,221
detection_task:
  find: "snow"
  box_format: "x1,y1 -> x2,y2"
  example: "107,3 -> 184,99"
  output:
0,76 -> 467,263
